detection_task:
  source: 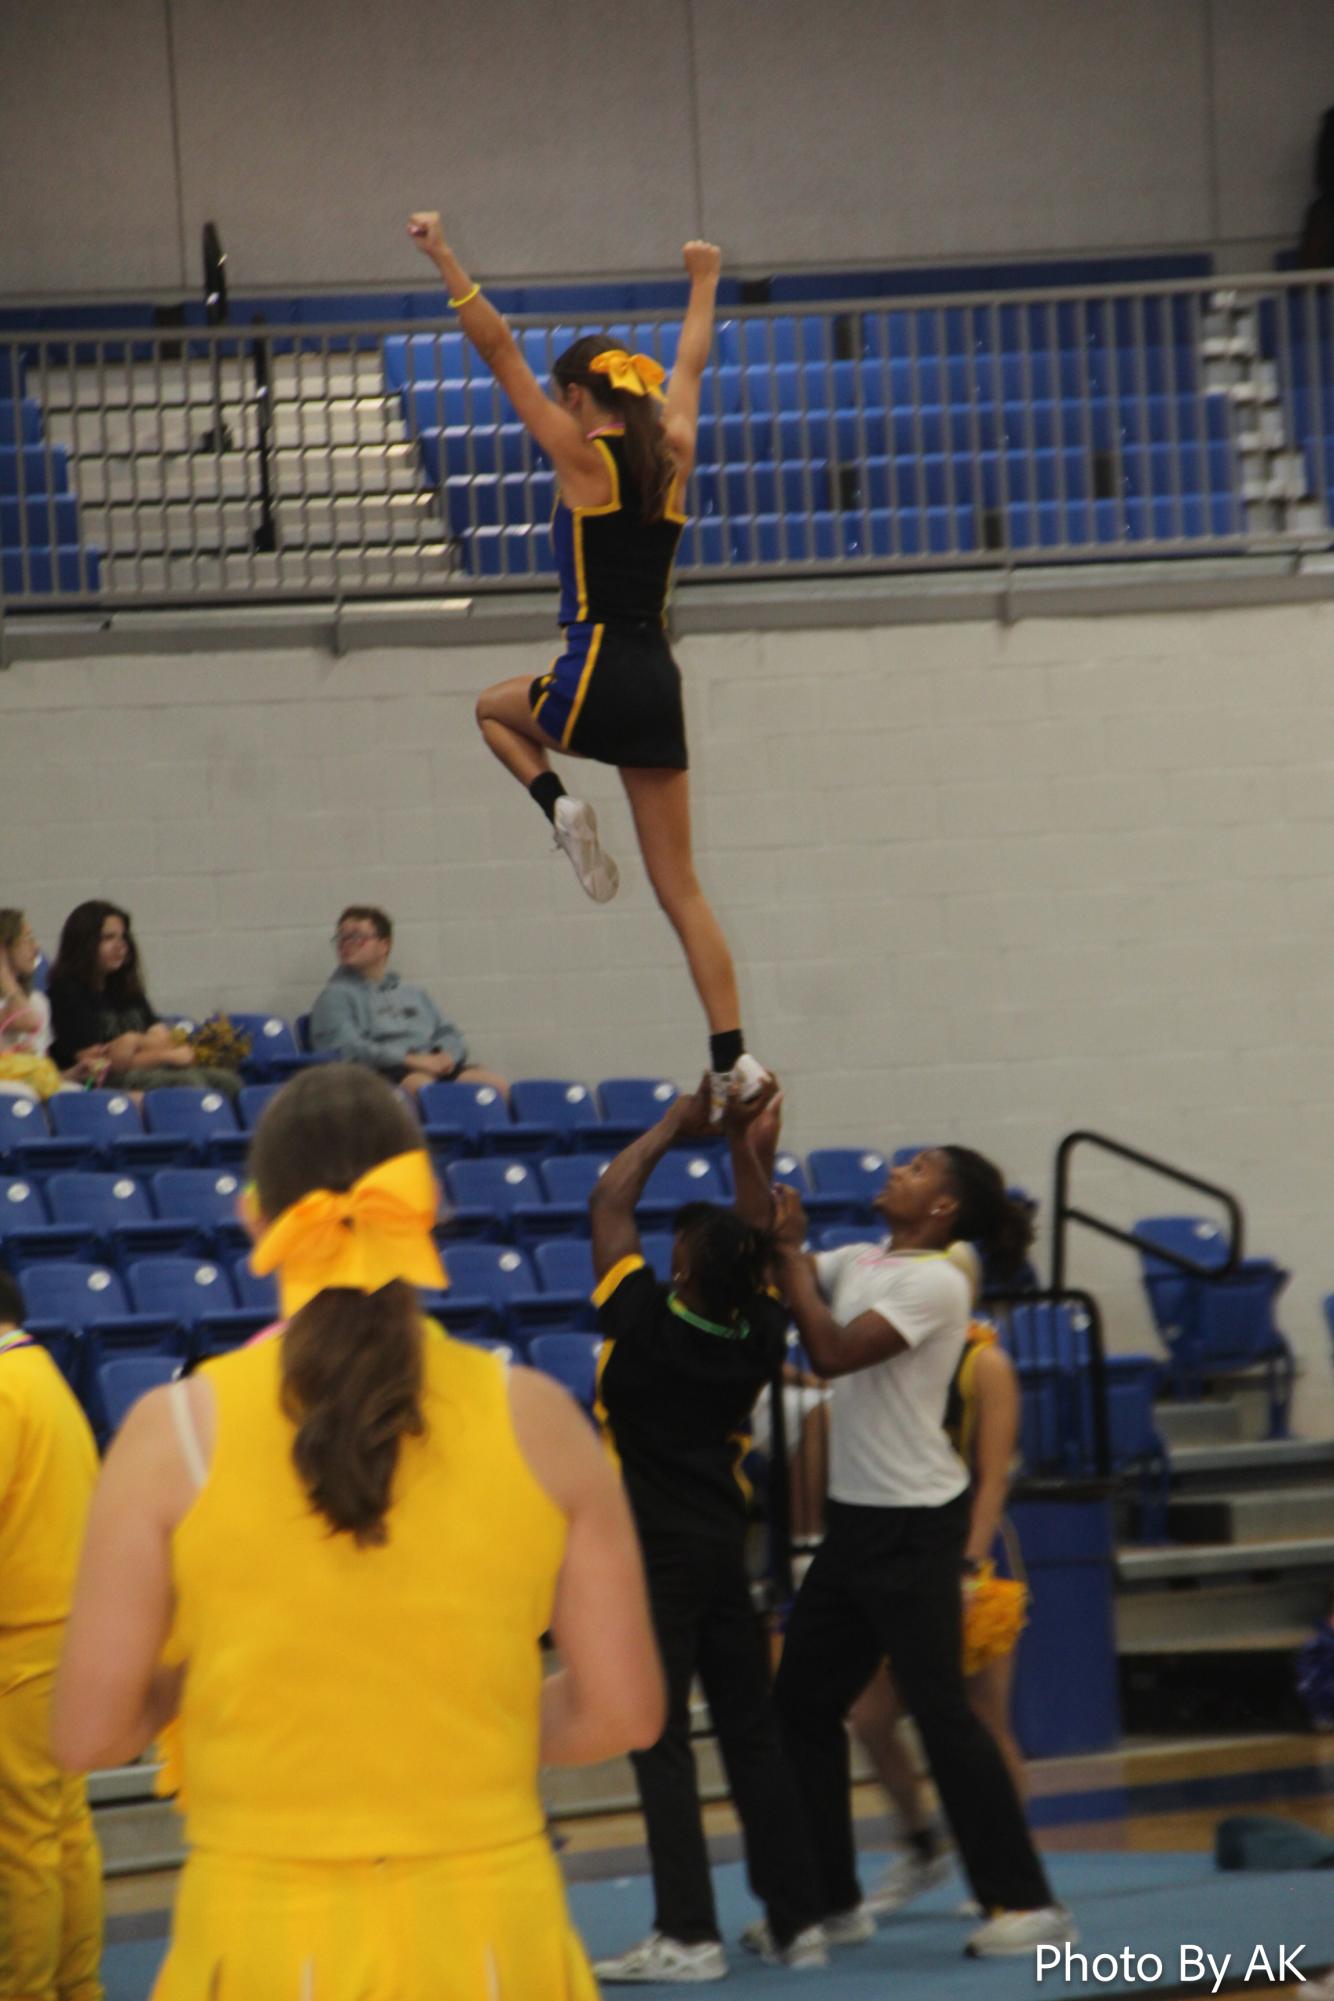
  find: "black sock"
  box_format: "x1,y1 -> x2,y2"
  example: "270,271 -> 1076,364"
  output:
709,1028 -> 744,1073
909,1826 -> 941,1863
528,771 -> 566,824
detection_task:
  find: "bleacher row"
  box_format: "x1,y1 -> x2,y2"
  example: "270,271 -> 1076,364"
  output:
13,248 -> 1330,598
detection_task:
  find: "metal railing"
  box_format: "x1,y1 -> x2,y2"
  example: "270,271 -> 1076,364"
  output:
2,268 -> 1331,611
1050,1129 -> 1244,1294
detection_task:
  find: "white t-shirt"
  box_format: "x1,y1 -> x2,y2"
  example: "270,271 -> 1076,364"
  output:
815,1244 -> 972,1509
0,988 -> 53,1060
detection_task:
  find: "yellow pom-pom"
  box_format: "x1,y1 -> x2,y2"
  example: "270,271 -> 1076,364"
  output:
962,1565 -> 1029,1678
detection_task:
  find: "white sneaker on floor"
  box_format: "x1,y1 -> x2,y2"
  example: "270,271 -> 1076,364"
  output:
738,1920 -> 828,1968
708,1052 -> 773,1123
965,1905 -> 1078,1958
592,1931 -> 728,1983
864,1849 -> 954,1915
552,797 -> 619,904
821,1904 -> 877,1946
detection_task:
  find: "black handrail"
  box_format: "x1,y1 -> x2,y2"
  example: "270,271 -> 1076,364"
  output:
1051,1130 -> 1244,1294
983,1285 -> 1111,1482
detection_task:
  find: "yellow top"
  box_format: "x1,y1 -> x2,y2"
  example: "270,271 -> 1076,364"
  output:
0,1334 -> 98,1636
164,1326 -> 566,1859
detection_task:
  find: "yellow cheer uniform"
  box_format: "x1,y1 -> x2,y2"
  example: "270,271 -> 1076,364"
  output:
152,1326 -> 596,2001
0,1331 -> 103,2001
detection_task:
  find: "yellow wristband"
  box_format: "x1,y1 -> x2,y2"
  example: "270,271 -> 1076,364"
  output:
449,282 -> 481,310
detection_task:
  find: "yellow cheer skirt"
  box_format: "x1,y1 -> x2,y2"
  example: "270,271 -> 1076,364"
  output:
151,1836 -> 599,2001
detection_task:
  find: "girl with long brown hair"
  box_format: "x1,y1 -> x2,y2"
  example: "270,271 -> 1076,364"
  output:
52,1063 -> 663,1998
407,212 -> 767,1113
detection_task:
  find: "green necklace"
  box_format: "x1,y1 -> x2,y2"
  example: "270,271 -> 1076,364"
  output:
667,1293 -> 750,1341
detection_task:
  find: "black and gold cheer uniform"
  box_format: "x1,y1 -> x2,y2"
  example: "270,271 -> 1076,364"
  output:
529,431 -> 689,769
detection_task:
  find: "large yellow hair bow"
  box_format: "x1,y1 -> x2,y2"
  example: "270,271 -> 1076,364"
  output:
588,349 -> 666,400
250,1150 -> 447,1319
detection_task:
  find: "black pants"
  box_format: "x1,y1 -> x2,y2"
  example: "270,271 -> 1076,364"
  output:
774,1494 -> 1053,1918
632,1533 -> 823,1948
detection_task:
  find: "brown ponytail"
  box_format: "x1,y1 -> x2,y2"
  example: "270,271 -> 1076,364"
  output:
552,334 -> 676,522
248,1064 -> 431,1546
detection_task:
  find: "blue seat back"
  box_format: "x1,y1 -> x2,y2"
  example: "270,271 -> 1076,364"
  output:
143,1089 -> 238,1140
816,1224 -> 885,1252
419,1081 -> 510,1138
47,1171 -> 153,1226
22,1262 -> 129,1327
454,1335 -> 517,1361
641,1153 -> 728,1208
539,1155 -> 611,1204
639,1233 -> 674,1283
232,1259 -> 279,1316
238,1084 -> 281,1128
127,1256 -> 239,1319
534,1239 -> 596,1296
597,1077 -> 678,1128
47,1090 -> 144,1145
444,1158 -> 539,1218
770,1151 -> 810,1196
0,1174 -> 49,1225
807,1147 -> 888,1201
1133,1215 -> 1231,1280
152,1168 -> 246,1228
228,1014 -> 298,1058
0,1094 -> 47,1157
528,1333 -> 601,1407
510,1079 -> 600,1136
99,1354 -> 180,1433
442,1242 -> 534,1302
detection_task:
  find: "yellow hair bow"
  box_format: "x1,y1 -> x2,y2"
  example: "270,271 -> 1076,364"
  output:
250,1150 -> 447,1319
588,349 -> 666,400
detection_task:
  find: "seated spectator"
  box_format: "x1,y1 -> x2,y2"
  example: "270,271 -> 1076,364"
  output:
310,906 -> 508,1100
47,900 -> 240,1098
0,908 -> 88,1100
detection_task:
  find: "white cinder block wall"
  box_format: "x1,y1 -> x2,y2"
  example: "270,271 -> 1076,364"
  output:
4,599 -> 1334,1432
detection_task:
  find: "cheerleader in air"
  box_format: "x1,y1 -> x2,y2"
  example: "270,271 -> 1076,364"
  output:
409,213 -> 766,1108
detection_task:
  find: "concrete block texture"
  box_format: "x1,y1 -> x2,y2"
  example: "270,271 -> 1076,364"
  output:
4,594 -> 1334,1431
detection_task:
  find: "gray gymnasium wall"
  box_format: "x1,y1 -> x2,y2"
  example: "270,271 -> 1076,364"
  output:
3,0 -> 1332,300
4,598 -> 1334,1435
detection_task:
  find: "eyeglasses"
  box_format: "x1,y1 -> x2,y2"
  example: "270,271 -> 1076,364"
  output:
333,929 -> 377,948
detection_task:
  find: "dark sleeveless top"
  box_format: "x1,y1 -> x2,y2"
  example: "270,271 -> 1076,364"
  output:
552,432 -> 685,628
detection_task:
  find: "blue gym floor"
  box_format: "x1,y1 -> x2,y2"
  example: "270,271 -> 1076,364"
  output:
102,1847 -> 1333,1999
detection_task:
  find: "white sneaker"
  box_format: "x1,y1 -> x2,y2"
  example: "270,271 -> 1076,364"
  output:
738,1920 -> 828,1968
708,1052 -> 772,1123
821,1904 -> 877,1947
592,1931 -> 728,1983
864,1850 -> 954,1916
965,1905 -> 1079,1958
552,797 -> 619,904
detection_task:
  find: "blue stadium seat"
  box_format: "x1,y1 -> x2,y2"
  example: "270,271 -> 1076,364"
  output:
151,1168 -> 249,1255
638,1152 -> 728,1225
453,1334 -> 518,1363
419,1081 -> 552,1157
237,1084 -> 281,1130
1133,1215 -> 1293,1432
231,1258 -> 279,1318
126,1255 -> 269,1356
639,1233 -> 674,1284
436,1241 -> 532,1341
442,1158 -> 541,1239
227,1014 -> 332,1083
46,1171 -> 203,1264
596,1077 -> 679,1151
21,1263 -> 184,1438
0,1093 -> 57,1170
513,1154 -> 611,1242
533,1239 -> 597,1299
770,1151 -> 810,1196
528,1333 -> 601,1411
815,1224 -> 885,1253
142,1088 -> 240,1164
509,1079 -> 604,1150
47,1089 -> 154,1170
806,1147 -> 888,1225
98,1354 -> 182,1435
538,1156 -> 610,1206
0,1173 -> 98,1265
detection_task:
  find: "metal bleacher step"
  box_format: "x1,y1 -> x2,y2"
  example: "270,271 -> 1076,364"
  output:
1115,1570 -> 1332,1655
88,1764 -> 183,1878
1167,1436 -> 1334,1481
75,444 -> 424,508
46,399 -> 405,458
83,493 -> 438,556
1153,1399 -> 1245,1450
1166,1484 -> 1334,1545
1118,1534 -> 1334,1585
100,542 -> 457,596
